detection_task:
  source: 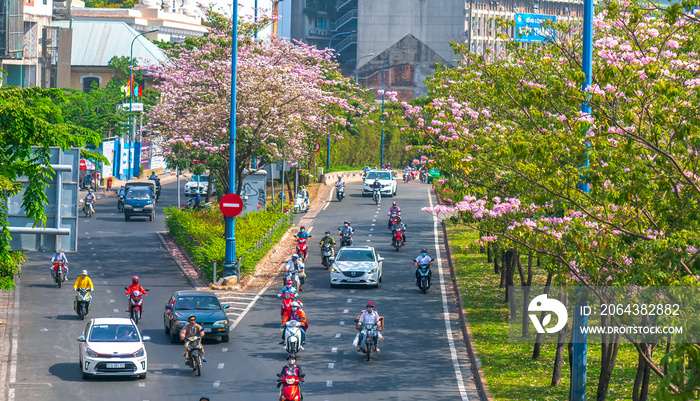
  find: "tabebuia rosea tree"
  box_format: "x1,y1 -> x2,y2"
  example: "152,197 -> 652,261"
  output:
398,0 -> 700,399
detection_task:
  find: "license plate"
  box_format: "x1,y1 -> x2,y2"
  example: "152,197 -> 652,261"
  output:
346,278 -> 360,282
106,363 -> 125,368
204,328 -> 211,333
132,208 -> 142,212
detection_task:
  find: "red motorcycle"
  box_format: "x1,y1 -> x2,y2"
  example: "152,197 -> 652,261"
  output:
279,293 -> 299,319
52,262 -> 66,288
277,374 -> 302,401
296,238 -> 309,261
392,229 -> 404,252
125,288 -> 148,325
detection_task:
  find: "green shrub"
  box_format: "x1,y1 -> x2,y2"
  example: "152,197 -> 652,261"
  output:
165,207 -> 291,281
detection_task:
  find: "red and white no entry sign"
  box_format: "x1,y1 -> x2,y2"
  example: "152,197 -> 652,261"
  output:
313,141 -> 321,153
219,193 -> 244,217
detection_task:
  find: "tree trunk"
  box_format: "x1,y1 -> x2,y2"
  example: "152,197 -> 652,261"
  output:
552,320 -> 570,386
284,170 -> 294,205
487,243 -> 492,263
493,245 -> 500,274
632,343 -> 654,401
520,252 -> 534,337
499,249 -> 507,288
597,313 -> 621,401
532,271 -> 553,359
505,249 -> 517,318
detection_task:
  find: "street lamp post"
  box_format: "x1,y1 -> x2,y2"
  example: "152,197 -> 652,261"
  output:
127,28 -> 158,180
354,52 -> 375,83
380,50 -> 406,167
326,30 -> 356,170
223,0 -> 240,278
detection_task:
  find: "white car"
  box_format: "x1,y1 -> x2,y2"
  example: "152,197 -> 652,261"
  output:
184,174 -> 210,196
77,317 -> 150,379
362,170 -> 397,197
329,246 -> 384,288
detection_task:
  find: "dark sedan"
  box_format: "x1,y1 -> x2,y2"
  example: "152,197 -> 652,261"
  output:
163,290 -> 230,343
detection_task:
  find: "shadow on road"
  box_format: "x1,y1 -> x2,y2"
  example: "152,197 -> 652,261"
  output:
45,314 -> 82,321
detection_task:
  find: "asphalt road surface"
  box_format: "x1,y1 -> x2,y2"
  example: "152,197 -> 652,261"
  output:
10,178 -> 479,401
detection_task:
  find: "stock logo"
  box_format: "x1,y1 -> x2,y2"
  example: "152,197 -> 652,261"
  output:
528,294 -> 568,334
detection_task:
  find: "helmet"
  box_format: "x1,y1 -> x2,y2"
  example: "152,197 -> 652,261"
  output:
421,248 -> 428,253
188,314 -> 196,321
132,276 -> 139,284
81,269 -> 88,275
292,254 -> 299,259
285,280 -> 293,286
300,185 -> 305,189
366,302 -> 374,308
338,176 -> 342,179
300,226 -> 305,231
344,220 -> 350,225
199,397 -> 211,401
287,353 -> 296,361
393,202 -> 397,206
291,301 -> 300,309
325,231 -> 330,235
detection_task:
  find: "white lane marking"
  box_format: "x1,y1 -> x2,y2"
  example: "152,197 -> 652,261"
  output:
370,228 -> 374,232
109,299 -> 115,303
322,188 -> 332,210
328,363 -> 334,369
172,364 -> 179,369
350,290 -> 355,293
217,363 -> 224,369
92,253 -> 97,256
366,240 -> 371,242
97,266 -> 102,269
102,281 -> 108,284
85,232 -> 90,235
88,242 -> 93,245
327,381 -> 333,387
113,309 -> 119,313
100,273 -> 105,277
346,299 -> 352,303
371,224 -> 375,226
331,347 -> 337,353
339,321 -> 345,325
138,382 -> 146,387
429,190 -> 470,401
343,309 -> 349,314
308,226 -> 313,233
7,277 -> 21,401
335,333 -> 341,338
222,348 -> 228,352
368,234 -> 372,237
230,275 -> 275,331
213,381 -> 220,388
106,289 -> 111,293
90,247 -> 95,250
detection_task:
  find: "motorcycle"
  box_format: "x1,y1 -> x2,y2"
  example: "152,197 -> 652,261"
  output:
52,262 -> 66,288
284,269 -> 301,290
358,323 -> 380,361
321,243 -> 334,269
282,320 -> 305,356
392,229 -> 404,252
338,228 -> 354,247
388,212 -> 401,229
185,335 -> 204,376
296,237 -> 309,261
293,194 -> 308,213
403,173 -> 410,183
420,171 -> 427,183
74,288 -> 92,320
125,287 -> 149,325
83,199 -> 95,218
280,293 -> 302,319
117,194 -> 125,213
372,186 -> 383,205
184,198 -> 211,211
336,185 -> 345,201
417,263 -> 432,294
277,374 -> 303,401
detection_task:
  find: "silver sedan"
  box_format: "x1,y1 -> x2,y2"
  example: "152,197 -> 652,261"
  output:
329,246 -> 384,288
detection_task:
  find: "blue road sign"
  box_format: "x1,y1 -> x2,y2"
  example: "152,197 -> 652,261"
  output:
515,13 -> 557,43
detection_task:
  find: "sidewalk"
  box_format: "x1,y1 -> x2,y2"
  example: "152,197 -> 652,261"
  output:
0,287 -> 14,398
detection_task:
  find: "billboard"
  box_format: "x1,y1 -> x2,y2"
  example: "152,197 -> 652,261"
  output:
515,13 -> 557,43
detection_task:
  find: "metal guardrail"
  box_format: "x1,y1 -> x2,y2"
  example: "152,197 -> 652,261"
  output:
335,9 -> 358,31
336,33 -> 357,53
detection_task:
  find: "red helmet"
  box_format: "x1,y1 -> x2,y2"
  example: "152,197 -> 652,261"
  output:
366,302 -> 374,308
393,202 -> 397,206
286,279 -> 292,285
132,276 -> 139,284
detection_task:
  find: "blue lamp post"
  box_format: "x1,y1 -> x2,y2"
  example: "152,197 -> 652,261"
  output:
380,50 -> 406,167
223,0 -> 240,278
325,30 -> 356,170
354,52 -> 375,83
127,28 -> 158,180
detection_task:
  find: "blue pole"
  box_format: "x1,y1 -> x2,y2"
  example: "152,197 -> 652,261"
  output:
572,0 -> 593,398
223,1 -> 239,277
381,51 -> 406,167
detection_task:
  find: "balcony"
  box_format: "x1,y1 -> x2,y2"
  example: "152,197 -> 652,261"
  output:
335,33 -> 357,53
335,9 -> 357,32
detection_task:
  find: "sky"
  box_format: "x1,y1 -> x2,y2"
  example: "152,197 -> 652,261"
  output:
202,0 -> 280,38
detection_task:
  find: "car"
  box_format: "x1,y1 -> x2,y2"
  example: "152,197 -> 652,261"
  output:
123,186 -> 156,221
77,317 -> 150,380
184,174 -> 211,197
362,170 -> 397,197
427,168 -> 441,184
163,290 -> 231,343
329,246 -> 384,288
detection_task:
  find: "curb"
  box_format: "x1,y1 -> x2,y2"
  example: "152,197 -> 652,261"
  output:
157,231 -> 205,289
441,219 -> 495,401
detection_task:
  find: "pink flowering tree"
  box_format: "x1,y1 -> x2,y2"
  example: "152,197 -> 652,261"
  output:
398,1 -> 700,399
145,7 -> 364,194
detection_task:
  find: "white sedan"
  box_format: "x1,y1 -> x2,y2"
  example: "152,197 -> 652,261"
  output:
329,246 -> 384,288
77,317 -> 150,379
362,170 -> 397,197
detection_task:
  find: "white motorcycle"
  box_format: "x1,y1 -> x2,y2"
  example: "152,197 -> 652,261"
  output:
284,269 -> 301,290
74,288 -> 92,320
282,320 -> 305,355
372,186 -> 383,205
293,194 -> 308,213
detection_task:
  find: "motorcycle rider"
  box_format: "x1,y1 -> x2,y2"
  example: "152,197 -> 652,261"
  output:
370,178 -> 382,194
338,220 -> 354,246
193,193 -> 202,210
403,165 -> 412,180
180,314 -> 205,364
319,231 -> 336,261
284,254 -> 305,291
387,201 -> 401,228
295,226 -> 310,240
278,279 -> 299,317
297,185 -> 309,206
85,189 -> 96,214
50,249 -> 69,281
277,354 -> 305,398
390,218 -> 407,245
280,301 -> 307,345
356,302 -> 382,353
414,248 -> 433,287
73,270 -> 94,292
335,176 -> 345,189
125,276 -> 148,315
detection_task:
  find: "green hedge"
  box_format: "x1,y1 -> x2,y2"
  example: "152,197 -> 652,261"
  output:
165,207 -> 291,281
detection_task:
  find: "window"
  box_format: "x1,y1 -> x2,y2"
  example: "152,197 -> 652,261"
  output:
315,17 -> 327,29
82,77 -> 99,93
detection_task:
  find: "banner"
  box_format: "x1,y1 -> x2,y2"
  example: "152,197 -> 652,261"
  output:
514,13 -> 557,43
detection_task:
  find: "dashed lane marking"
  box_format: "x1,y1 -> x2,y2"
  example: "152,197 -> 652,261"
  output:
328,363 -> 334,369
331,347 -> 337,353
92,253 -> 97,256
222,348 -> 228,352
106,289 -> 111,293
346,299 -> 352,303
109,299 -> 115,303
102,281 -> 108,284
339,321 -> 345,325
350,290 -> 355,293
343,309 -> 348,314
218,363 -> 224,369
213,381 -> 220,388
327,381 -> 333,387
335,333 -> 341,338
113,309 -> 119,313
138,382 -> 145,387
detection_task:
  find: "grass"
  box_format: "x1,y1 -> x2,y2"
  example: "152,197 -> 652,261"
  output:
446,223 -> 656,401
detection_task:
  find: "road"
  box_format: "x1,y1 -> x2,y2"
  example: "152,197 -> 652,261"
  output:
9,178 -> 479,401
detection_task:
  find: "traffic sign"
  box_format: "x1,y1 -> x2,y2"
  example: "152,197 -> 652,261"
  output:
219,193 -> 244,217
313,141 -> 321,153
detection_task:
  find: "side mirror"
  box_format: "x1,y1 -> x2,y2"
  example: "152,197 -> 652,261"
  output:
222,304 -> 230,310
124,287 -> 128,290
165,304 -> 172,310
329,257 -> 335,261
142,336 -> 151,342
145,288 -> 151,292
378,257 -> 384,262
77,335 -> 86,342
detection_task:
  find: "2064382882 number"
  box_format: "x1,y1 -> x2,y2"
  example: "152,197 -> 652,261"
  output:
600,303 -> 680,316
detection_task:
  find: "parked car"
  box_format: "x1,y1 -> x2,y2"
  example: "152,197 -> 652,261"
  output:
184,174 -> 211,197
362,170 -> 397,197
77,317 -> 150,379
163,290 -> 230,343
329,246 -> 384,288
123,186 -> 155,221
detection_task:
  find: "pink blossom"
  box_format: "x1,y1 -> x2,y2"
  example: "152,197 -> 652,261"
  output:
666,40 -> 679,49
